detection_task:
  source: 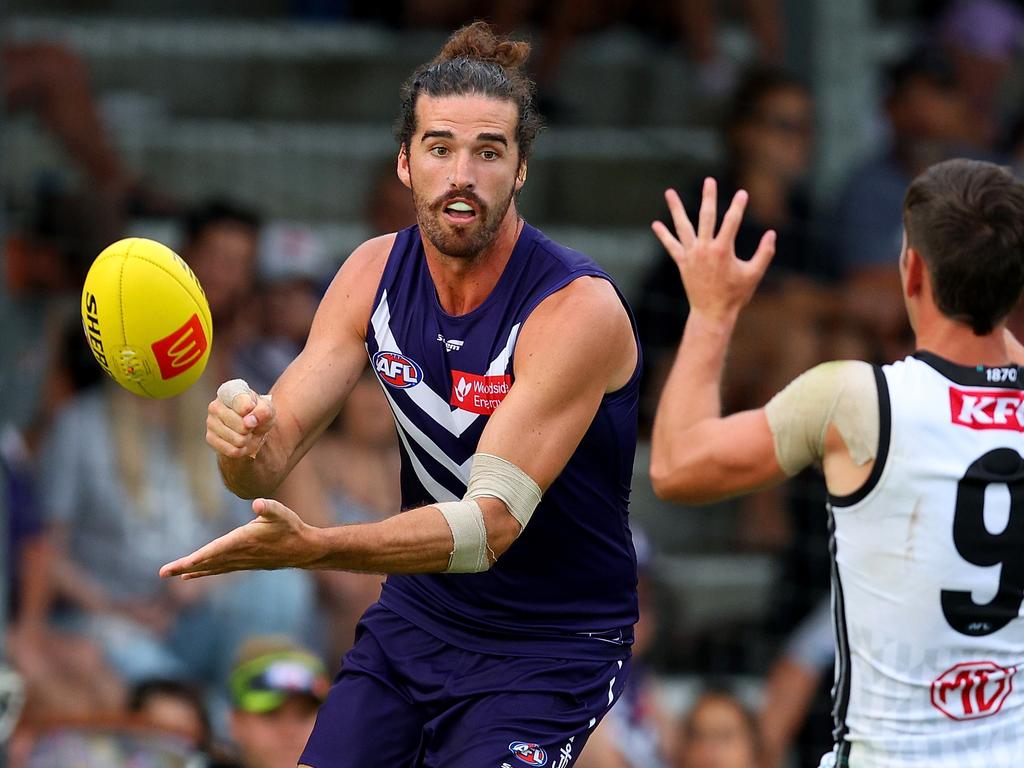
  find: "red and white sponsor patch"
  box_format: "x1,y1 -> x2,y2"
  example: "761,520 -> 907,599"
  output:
450,370 -> 511,415
949,387 -> 1024,431
931,660 -> 1016,721
151,313 -> 208,380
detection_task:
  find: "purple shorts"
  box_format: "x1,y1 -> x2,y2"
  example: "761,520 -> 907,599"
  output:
300,603 -> 630,768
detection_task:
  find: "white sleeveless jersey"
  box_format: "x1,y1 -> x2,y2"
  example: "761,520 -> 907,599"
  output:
821,352 -> 1024,768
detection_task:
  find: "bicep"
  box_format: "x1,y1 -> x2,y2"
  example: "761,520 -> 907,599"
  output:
266,239 -> 388,466
476,279 -> 636,490
651,408 -> 787,504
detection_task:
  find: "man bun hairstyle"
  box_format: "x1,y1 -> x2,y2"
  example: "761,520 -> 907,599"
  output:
396,21 -> 543,166
903,158 -> 1024,335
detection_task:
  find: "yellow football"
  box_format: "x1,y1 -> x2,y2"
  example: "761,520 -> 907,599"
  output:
81,238 -> 213,399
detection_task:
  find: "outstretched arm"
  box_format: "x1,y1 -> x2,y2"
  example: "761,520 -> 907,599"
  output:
649,179 -> 785,503
161,275 -> 638,579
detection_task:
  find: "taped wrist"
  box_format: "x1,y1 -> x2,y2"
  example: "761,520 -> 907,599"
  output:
435,499 -> 489,573
436,454 -> 543,573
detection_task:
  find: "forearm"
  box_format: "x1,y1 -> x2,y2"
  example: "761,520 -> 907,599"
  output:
650,310 -> 736,470
307,505 -> 454,574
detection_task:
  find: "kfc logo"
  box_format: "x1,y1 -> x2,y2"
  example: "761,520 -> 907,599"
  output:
949,388 -> 1024,431
931,660 -> 1016,721
151,314 -> 208,380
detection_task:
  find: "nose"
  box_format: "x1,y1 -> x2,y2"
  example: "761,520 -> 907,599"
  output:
449,150 -> 475,190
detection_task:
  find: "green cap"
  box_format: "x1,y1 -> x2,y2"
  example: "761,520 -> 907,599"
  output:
229,650 -> 330,714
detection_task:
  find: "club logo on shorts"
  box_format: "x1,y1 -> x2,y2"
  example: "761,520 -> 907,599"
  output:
151,313 -> 208,380
450,371 -> 512,415
508,742 -> 547,766
374,351 -> 422,389
931,660 -> 1017,721
949,387 -> 1024,431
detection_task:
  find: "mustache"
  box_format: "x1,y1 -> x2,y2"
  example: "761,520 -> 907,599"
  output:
432,188 -> 486,212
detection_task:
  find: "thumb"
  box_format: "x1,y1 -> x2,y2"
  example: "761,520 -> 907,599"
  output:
252,497 -> 291,521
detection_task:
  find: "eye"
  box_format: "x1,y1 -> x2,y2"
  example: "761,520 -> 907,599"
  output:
430,146 -> 450,157
481,149 -> 499,160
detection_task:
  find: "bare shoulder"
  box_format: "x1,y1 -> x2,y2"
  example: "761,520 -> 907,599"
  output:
517,275 -> 637,390
313,234 -> 396,342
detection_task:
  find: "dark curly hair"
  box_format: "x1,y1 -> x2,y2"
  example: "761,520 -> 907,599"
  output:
395,21 -> 543,169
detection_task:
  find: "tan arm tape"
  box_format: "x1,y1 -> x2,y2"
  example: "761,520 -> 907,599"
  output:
764,360 -> 879,476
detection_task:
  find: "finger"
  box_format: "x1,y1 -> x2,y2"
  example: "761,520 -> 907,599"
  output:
206,432 -> 252,460
748,230 -> 777,280
663,189 -> 696,249
253,497 -> 294,521
651,221 -> 685,264
217,379 -> 258,416
209,398 -> 248,434
207,414 -> 250,449
245,396 -> 276,434
718,189 -> 749,245
697,177 -> 717,241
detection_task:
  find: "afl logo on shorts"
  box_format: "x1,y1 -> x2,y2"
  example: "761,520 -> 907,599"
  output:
374,351 -> 422,389
508,742 -> 547,766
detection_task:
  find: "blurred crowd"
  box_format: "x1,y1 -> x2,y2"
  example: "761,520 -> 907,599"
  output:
3,0 -> 1024,766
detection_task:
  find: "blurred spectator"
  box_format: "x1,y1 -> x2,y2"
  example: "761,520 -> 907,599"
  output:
4,42 -> 176,219
128,678 -> 213,753
938,0 -> 1024,150
237,223 -> 330,393
637,69 -> 829,430
636,70 -> 830,553
365,161 -> 418,237
675,688 -> 759,768
38,200 -> 316,697
222,637 -> 329,768
758,599 -> 834,768
310,371 -> 398,659
831,48 -> 975,362
576,530 -> 675,768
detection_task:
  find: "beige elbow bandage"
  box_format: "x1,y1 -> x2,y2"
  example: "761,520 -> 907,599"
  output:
764,360 -> 879,476
435,453 -> 543,573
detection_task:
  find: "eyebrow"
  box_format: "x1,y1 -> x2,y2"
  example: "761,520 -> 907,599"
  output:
420,130 -> 509,147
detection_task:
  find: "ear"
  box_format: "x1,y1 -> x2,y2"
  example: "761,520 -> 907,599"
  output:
397,145 -> 412,189
515,161 -> 527,191
904,246 -> 926,298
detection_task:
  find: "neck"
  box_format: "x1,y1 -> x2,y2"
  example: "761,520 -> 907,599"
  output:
422,205 -> 523,316
914,313 -> 1009,367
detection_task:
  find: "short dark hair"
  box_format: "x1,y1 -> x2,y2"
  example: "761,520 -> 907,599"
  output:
128,678 -> 212,747
903,159 -> 1024,335
183,199 -> 261,246
395,21 -> 543,168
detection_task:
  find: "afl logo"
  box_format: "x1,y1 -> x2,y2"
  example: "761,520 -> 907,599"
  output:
509,742 -> 547,766
374,351 -> 422,389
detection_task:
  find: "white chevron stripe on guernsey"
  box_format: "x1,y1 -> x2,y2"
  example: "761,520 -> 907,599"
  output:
389,413 -> 460,503
380,386 -> 473,484
370,291 -> 521,436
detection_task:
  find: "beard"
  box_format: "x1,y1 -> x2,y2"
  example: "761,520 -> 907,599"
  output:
412,180 -> 516,261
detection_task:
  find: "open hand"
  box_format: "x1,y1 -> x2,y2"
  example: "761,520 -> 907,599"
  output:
160,498 -> 319,580
651,178 -> 776,324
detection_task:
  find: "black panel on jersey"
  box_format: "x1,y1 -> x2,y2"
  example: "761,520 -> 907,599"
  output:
912,350 -> 1024,389
827,505 -> 852,766
828,365 -> 892,508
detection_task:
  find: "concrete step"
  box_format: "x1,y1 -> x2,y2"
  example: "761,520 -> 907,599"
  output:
5,116 -> 718,228
9,16 -> 711,127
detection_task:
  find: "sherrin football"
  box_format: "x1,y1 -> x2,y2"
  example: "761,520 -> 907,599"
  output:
81,237 -> 213,399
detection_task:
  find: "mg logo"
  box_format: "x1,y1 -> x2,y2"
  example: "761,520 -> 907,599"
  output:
931,660 -> 1016,721
151,313 -> 208,380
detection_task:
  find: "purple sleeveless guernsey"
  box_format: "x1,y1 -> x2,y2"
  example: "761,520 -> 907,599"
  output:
365,222 -> 641,660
